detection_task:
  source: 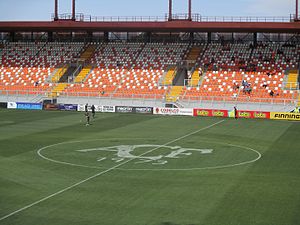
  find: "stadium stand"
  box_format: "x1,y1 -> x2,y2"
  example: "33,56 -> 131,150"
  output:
0,42 -> 85,96
182,42 -> 299,104
0,41 -> 299,107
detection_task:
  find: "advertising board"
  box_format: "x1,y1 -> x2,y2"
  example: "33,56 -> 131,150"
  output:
270,112 -> 300,121
115,106 -> 134,113
0,102 -> 7,108
233,110 -> 270,119
154,108 -> 193,116
44,103 -> 59,111
78,104 -> 115,113
7,102 -> 17,109
194,109 -> 228,117
58,104 -> 78,111
101,105 -> 115,113
16,102 -> 43,110
134,107 -> 153,114
194,108 -> 270,119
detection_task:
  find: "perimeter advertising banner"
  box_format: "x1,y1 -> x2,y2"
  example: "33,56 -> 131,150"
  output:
78,105 -> 115,113
58,104 -> 78,111
0,102 -> 7,108
233,110 -> 270,119
194,108 -> 270,119
270,112 -> 300,121
7,102 -> 17,109
16,102 -> 43,110
44,103 -> 59,111
115,106 -> 153,114
154,107 -> 193,116
193,109 -> 228,117
134,107 -> 153,114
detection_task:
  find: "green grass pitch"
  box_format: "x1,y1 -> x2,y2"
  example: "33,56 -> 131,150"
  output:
0,109 -> 300,225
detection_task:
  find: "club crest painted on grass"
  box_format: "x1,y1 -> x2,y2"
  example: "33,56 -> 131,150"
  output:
76,145 -> 213,165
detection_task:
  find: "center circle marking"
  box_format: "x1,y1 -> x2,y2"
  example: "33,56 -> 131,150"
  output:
37,138 -> 261,171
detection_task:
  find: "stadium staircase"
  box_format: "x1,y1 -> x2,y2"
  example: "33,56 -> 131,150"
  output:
74,65 -> 93,83
189,68 -> 202,86
49,83 -> 68,98
186,45 -> 206,86
186,46 -> 202,61
80,44 -> 97,62
285,70 -> 299,89
166,86 -> 184,102
51,66 -> 68,83
162,66 -> 176,85
73,44 -> 97,83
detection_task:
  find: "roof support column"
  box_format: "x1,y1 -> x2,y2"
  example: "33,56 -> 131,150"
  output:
253,32 -> 257,47
296,0 -> 299,20
188,0 -> 192,21
168,0 -> 172,21
54,0 -> 58,21
48,32 -> 53,42
207,32 -> 211,43
72,0 -> 76,21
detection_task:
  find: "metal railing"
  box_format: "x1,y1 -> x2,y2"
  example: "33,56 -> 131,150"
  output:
58,91 -> 165,100
1,89 -> 297,106
180,95 -> 297,106
52,13 -> 292,23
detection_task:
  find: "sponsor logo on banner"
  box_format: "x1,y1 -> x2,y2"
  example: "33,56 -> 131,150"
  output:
237,110 -> 270,119
102,106 -> 115,113
116,106 -> 133,113
253,112 -> 270,119
212,110 -> 228,117
154,108 -> 193,116
16,102 -> 42,110
154,108 -> 179,115
194,109 -> 228,117
58,104 -> 78,111
44,104 -> 59,111
0,102 -> 7,108
7,102 -> 17,109
270,112 -> 300,121
238,111 -> 251,119
78,105 -> 115,113
195,109 -> 268,119
134,107 -> 153,114
195,109 -> 211,117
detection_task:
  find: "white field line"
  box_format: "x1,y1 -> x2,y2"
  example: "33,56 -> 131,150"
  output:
0,120 -> 225,221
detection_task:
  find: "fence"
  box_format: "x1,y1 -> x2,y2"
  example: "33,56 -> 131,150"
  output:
52,13 -> 292,23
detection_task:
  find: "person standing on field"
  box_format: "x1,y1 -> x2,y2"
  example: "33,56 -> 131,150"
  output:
234,106 -> 238,119
91,105 -> 96,118
85,111 -> 91,126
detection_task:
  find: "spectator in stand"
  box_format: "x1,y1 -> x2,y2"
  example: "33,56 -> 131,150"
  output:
244,84 -> 252,95
291,107 -> 300,113
187,70 -> 192,79
262,81 -> 268,88
269,90 -> 279,97
198,68 -> 203,77
233,83 -> 239,90
242,80 -> 249,88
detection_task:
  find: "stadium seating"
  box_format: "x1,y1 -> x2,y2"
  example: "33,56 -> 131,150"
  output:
182,43 -> 299,103
0,42 -> 85,95
0,41 -> 299,105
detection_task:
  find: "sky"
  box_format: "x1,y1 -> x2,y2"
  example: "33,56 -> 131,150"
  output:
0,0 -> 296,21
